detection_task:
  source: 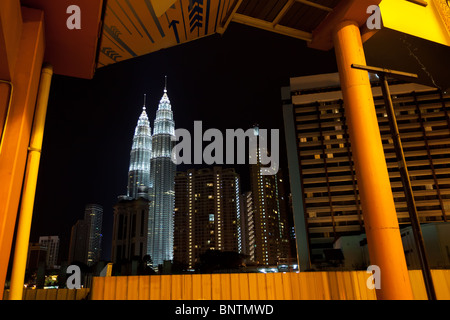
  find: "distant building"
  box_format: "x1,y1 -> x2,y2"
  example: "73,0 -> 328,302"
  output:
38,236 -> 59,269
68,204 -> 103,266
68,219 -> 89,265
240,191 -> 255,262
282,73 -> 450,270
250,127 -> 291,266
174,167 -> 242,270
27,243 -> 47,270
84,204 -> 103,266
111,196 -> 150,263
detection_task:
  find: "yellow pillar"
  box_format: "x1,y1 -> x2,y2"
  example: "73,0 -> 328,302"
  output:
333,20 -> 414,300
0,6 -> 45,298
9,63 -> 53,300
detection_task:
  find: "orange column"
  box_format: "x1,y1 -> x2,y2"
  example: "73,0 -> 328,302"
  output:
0,6 -> 45,298
333,20 -> 413,300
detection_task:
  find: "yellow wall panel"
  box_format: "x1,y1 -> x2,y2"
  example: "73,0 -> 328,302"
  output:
247,273 -> 259,299
35,289 -> 47,300
160,275 -> 172,299
91,277 -> 105,300
211,274 -> 222,300
409,270 -> 427,300
127,276 -> 139,300
192,274 -> 203,299
103,276 -> 117,300
289,273 -> 302,300
273,273 -> 285,300
115,276 -> 128,299
220,274 -> 232,300
281,273 -> 293,300
138,276 -> 150,300
183,274 -> 193,300
237,273 -> 250,300
432,269 -> 450,299
265,274 -> 276,300
86,270 -> 450,301
56,289 -> 68,300
171,274 -> 183,300
201,274 -> 212,300
256,273 -> 267,300
149,275 -> 161,300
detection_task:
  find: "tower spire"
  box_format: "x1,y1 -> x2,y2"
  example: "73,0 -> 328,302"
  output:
164,75 -> 167,93
143,94 -> 147,110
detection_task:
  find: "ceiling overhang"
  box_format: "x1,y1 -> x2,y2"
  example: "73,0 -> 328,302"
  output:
20,0 -> 104,79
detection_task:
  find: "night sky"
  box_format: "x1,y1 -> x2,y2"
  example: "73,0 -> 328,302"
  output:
30,22 -> 337,262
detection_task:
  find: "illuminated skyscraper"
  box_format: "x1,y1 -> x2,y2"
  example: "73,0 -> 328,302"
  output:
127,97 -> 152,199
69,204 -> 103,266
147,85 -> 176,268
174,167 -> 242,270
250,127 -> 290,266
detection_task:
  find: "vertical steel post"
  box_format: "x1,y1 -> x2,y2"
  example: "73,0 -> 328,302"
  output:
9,63 -> 53,300
379,74 -> 436,300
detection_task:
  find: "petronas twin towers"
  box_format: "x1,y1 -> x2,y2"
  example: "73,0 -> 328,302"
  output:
127,84 -> 176,268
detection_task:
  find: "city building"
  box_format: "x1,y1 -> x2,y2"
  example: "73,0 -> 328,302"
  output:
247,127 -> 291,266
68,219 -> 89,265
174,167 -> 242,270
68,204 -> 103,266
111,196 -> 149,263
84,204 -> 103,266
38,236 -> 59,269
127,99 -> 152,199
27,243 -> 47,271
240,191 -> 255,263
147,86 -> 176,268
282,73 -> 450,270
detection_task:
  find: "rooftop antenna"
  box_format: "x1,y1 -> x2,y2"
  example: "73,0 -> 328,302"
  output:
164,75 -> 167,93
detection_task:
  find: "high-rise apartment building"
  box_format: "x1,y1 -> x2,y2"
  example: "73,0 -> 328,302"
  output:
147,87 -> 176,268
84,204 -> 103,266
282,73 -> 450,269
38,236 -> 59,269
250,155 -> 290,266
127,100 -> 152,199
240,191 -> 255,262
174,167 -> 242,270
68,204 -> 103,266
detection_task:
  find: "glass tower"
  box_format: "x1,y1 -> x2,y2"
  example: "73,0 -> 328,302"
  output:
147,87 -> 176,268
84,204 -> 103,266
127,100 -> 152,199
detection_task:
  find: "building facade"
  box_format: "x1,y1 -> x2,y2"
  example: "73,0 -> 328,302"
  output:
68,219 -> 89,265
68,204 -> 103,266
282,73 -> 450,270
240,191 -> 255,262
250,162 -> 290,266
111,197 -> 149,263
174,167 -> 242,270
84,204 -> 103,266
38,236 -> 59,269
127,102 -> 152,199
147,88 -> 176,268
